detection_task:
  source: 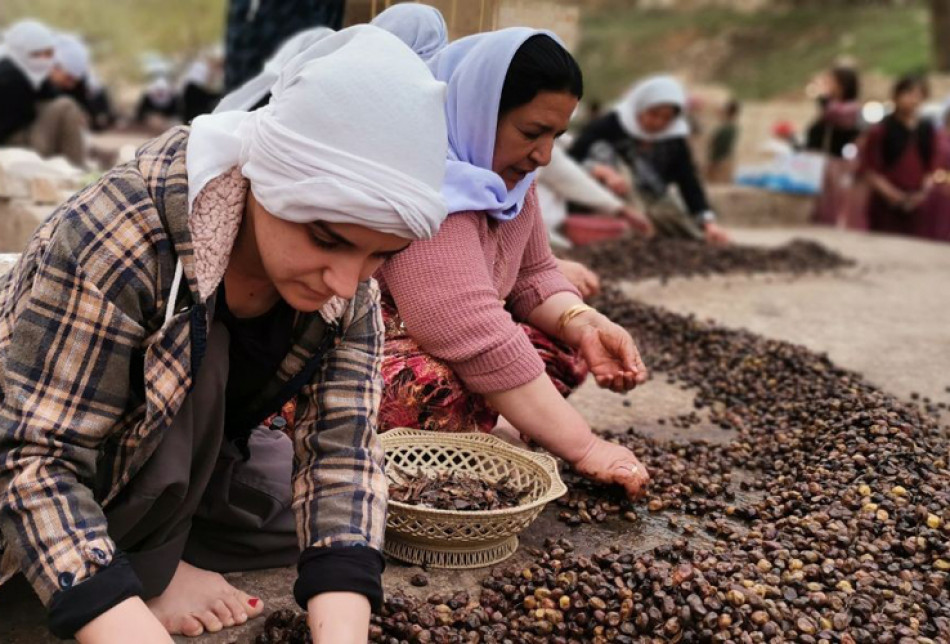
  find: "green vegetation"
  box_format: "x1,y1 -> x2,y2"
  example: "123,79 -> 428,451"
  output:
0,0 -> 228,79
0,0 -> 931,99
577,3 -> 930,102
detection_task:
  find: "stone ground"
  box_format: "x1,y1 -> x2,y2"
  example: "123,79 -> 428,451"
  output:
0,227 -> 948,642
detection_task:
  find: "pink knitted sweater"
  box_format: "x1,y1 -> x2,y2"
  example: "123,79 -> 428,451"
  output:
377,186 -> 580,394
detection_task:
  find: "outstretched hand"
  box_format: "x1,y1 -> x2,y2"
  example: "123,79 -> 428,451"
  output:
556,259 -> 601,300
618,206 -> 655,238
566,313 -> 648,393
573,436 -> 650,500
704,221 -> 730,245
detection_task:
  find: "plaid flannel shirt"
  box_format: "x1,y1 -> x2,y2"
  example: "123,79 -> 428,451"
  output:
0,127 -> 388,631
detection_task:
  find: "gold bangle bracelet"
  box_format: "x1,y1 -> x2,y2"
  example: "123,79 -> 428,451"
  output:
557,303 -> 596,337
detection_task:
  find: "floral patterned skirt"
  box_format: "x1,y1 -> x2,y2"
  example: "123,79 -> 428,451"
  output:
378,299 -> 589,434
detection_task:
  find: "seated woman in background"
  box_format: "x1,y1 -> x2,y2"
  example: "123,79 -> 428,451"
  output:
179,50 -> 223,123
47,34 -> 114,133
0,26 -> 448,644
0,20 -> 86,167
135,76 -> 179,132
378,28 -> 651,500
861,75 -> 942,240
569,75 -> 729,244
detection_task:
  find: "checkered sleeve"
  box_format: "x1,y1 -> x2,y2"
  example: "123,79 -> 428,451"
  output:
290,280 -> 388,606
0,228 -> 148,610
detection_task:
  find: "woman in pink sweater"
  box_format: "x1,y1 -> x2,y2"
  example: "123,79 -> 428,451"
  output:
377,29 -> 650,498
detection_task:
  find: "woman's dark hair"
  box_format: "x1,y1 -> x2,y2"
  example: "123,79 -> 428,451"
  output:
892,73 -> 929,101
830,66 -> 859,102
882,74 -> 933,169
498,34 -> 583,116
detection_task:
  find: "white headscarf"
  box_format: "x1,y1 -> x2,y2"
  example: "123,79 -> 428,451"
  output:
53,33 -> 90,81
182,60 -> 211,89
1,20 -> 55,89
146,76 -> 175,108
188,25 -> 448,241
614,75 -> 690,141
214,27 -> 334,113
371,3 -> 448,62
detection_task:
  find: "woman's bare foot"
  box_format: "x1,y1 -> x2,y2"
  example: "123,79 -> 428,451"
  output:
147,561 -> 264,637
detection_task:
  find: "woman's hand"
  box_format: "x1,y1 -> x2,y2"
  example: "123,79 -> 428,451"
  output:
902,189 -> 929,212
618,206 -> 655,237
590,164 -> 631,196
76,597 -> 174,644
308,592 -> 371,644
703,221 -> 730,245
563,312 -> 648,392
573,435 -> 650,499
556,259 -> 601,299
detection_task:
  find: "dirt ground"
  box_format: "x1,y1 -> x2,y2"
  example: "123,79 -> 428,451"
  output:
0,227 -> 947,643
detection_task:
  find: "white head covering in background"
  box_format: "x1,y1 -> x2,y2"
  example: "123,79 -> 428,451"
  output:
182,60 -> 211,89
614,75 -> 690,141
53,33 -> 90,81
146,76 -> 175,108
1,19 -> 55,88
86,71 -> 103,93
371,3 -> 448,62
214,26 -> 334,113
188,25 -> 448,240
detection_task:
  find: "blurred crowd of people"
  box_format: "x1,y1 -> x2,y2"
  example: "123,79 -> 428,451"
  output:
1,10 -> 946,244
777,66 -> 950,243
0,19 -> 226,170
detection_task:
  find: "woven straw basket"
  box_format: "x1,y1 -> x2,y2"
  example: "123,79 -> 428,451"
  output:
381,428 -> 567,569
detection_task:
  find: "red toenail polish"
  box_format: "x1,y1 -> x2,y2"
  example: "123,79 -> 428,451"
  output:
248,598 -> 260,607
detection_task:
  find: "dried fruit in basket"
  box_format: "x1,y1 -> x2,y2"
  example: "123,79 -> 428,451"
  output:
388,467 -> 527,511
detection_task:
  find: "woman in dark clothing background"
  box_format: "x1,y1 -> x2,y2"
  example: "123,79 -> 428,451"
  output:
861,75 -> 940,239
179,57 -> 223,123
134,76 -> 179,130
806,66 -> 862,157
569,75 -> 729,244
807,66 -> 866,228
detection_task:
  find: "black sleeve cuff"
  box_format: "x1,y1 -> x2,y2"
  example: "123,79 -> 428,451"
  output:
47,553 -> 144,639
294,545 -> 385,613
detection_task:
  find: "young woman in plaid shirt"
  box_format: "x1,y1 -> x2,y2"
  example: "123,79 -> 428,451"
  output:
0,26 -> 447,643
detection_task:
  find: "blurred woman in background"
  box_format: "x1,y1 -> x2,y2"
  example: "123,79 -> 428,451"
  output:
861,75 -> 941,240
806,65 -> 865,229
0,20 -> 86,166
570,75 -> 729,244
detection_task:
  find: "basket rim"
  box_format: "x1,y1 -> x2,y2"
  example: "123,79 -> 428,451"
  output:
381,427 -> 567,519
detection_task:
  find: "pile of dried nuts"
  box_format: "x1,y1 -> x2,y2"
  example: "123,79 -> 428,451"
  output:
389,469 -> 526,512
562,237 -> 852,283
255,273 -> 950,642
